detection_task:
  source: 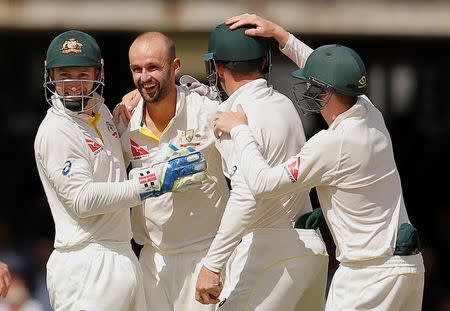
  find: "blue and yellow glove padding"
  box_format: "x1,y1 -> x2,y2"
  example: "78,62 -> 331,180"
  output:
131,148 -> 207,200
294,208 -> 324,230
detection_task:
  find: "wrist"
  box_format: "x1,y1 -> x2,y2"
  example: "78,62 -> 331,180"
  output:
273,25 -> 289,49
202,261 -> 222,274
230,124 -> 250,138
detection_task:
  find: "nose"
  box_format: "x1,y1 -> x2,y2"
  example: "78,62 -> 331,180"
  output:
140,69 -> 153,83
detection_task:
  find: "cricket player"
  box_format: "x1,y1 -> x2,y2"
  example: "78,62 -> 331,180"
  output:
118,32 -> 229,310
214,14 -> 425,311
194,23 -> 329,310
34,30 -> 206,311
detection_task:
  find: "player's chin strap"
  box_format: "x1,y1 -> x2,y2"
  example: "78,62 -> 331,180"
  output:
263,48 -> 272,85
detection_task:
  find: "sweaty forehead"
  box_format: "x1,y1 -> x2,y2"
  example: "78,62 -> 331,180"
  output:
129,38 -> 170,64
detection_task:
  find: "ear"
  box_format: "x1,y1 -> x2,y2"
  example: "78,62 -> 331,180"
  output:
173,57 -> 181,76
48,68 -> 55,80
95,68 -> 101,80
216,62 -> 225,79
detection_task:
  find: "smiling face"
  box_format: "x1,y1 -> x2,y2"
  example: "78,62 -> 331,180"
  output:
51,66 -> 98,101
129,33 -> 180,105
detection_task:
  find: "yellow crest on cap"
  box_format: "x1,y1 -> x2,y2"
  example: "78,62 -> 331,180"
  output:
60,38 -> 83,54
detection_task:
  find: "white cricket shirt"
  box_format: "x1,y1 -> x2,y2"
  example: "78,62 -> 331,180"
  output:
231,95 -> 411,263
203,79 -> 313,272
34,96 -> 141,249
120,86 -> 229,253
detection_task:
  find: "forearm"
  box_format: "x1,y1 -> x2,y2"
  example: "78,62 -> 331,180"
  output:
203,186 -> 257,272
272,24 -> 290,49
280,33 -> 314,69
73,180 -> 140,218
231,125 -> 300,198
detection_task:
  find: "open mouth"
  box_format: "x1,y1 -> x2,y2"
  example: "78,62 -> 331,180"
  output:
142,83 -> 158,93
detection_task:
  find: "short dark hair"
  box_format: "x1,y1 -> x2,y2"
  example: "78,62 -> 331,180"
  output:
221,57 -> 265,76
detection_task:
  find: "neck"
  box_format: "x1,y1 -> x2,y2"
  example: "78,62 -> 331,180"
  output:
321,95 -> 353,126
223,71 -> 264,96
144,86 -> 177,132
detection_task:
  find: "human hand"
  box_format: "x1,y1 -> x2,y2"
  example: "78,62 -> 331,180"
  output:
113,89 -> 141,126
0,261 -> 11,298
225,13 -> 289,48
180,75 -> 219,100
213,104 -> 248,138
130,147 -> 207,200
294,208 -> 324,230
195,266 -> 222,305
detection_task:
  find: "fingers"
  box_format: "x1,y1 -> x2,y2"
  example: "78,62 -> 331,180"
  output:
113,103 -> 132,127
213,124 -> 223,139
122,106 -> 132,125
212,108 -> 248,138
225,13 -> 254,28
236,104 -> 244,113
195,286 -> 221,305
197,291 -> 220,305
0,263 -> 11,298
195,266 -> 223,305
113,104 -> 121,124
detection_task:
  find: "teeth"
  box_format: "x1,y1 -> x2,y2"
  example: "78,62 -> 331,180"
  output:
143,84 -> 156,88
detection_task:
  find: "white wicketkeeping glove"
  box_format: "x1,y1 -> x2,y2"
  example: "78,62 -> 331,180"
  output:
130,147 -> 207,200
179,75 -> 219,100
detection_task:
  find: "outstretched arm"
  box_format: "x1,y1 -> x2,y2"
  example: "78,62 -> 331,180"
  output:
213,106 -> 337,198
226,13 -> 289,48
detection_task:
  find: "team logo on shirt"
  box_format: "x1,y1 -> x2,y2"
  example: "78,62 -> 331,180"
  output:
130,139 -> 150,160
85,138 -> 102,155
105,121 -> 119,138
185,129 -> 194,142
285,157 -> 300,182
179,129 -> 202,147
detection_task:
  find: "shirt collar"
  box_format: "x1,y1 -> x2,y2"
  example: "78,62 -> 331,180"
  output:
221,78 -> 267,111
328,95 -> 367,129
129,85 -> 186,132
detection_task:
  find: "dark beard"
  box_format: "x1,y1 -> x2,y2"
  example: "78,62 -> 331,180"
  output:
141,82 -> 169,104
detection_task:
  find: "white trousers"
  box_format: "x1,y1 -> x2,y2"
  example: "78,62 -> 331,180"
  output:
217,228 -> 329,311
46,242 -> 146,311
326,253 -> 425,311
139,244 -> 216,311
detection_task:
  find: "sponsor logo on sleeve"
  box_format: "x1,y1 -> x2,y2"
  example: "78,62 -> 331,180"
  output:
62,160 -> 72,176
229,165 -> 237,177
85,138 -> 102,155
285,157 -> 300,183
